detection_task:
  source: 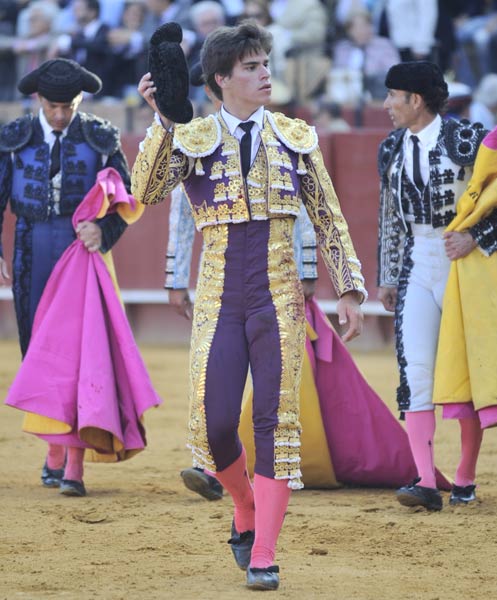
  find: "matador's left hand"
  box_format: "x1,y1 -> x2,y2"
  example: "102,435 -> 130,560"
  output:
76,221 -> 102,253
336,291 -> 363,342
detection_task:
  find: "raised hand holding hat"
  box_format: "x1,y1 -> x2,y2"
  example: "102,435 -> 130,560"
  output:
148,22 -> 193,124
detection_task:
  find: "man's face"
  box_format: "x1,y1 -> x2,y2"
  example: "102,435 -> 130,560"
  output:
73,0 -> 94,27
383,89 -> 417,129
39,95 -> 82,131
217,51 -> 271,115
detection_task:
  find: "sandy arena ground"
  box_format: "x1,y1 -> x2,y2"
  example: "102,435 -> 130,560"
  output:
1,338 -> 497,600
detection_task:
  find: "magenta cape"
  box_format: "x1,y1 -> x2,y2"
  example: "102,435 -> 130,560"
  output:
306,298 -> 450,490
5,168 -> 162,461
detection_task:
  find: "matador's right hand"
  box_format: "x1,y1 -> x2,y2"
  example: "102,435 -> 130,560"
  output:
138,72 -> 173,130
169,288 -> 193,320
378,286 -> 397,312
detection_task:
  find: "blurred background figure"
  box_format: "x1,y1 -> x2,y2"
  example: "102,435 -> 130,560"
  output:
0,0 -> 21,101
142,0 -> 193,38
453,0 -> 497,87
470,73 -> 497,129
268,0 -> 330,104
383,0 -> 438,62
331,9 -> 399,104
50,0 -> 113,98
445,80 -> 473,120
107,0 -> 148,101
311,100 -> 351,133
13,1 -> 60,83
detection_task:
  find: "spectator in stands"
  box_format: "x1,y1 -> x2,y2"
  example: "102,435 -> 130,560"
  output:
142,0 -> 193,38
312,100 -> 351,133
470,73 -> 497,129
13,1 -> 60,82
267,0 -> 331,103
383,0 -> 438,63
454,0 -> 497,86
107,0 -> 148,100
332,9 -> 400,102
183,1 -> 226,67
50,0 -> 114,98
0,0 -> 27,100
444,81 -> 473,120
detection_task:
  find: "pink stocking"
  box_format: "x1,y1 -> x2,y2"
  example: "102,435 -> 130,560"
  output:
250,474 -> 291,569
455,417 -> 483,487
215,448 -> 255,533
405,410 -> 437,489
64,447 -> 85,482
46,443 -> 65,470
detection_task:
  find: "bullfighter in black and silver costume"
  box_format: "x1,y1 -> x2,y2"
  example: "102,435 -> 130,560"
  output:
377,61 -> 494,511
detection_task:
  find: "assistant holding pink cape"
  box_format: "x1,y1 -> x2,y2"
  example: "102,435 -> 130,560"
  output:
6,168 -> 162,485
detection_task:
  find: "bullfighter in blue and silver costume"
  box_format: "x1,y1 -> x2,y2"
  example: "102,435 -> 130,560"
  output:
0,60 -> 130,356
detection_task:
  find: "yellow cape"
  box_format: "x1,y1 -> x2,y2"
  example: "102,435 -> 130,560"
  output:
434,141 -> 497,409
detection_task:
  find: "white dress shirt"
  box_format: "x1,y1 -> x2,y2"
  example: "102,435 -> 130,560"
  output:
404,113 -> 441,188
220,105 -> 265,168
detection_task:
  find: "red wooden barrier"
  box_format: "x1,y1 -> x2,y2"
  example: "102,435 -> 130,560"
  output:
1,128 -> 392,345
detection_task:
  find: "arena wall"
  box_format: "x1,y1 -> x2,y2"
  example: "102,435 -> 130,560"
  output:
0,128 -> 394,349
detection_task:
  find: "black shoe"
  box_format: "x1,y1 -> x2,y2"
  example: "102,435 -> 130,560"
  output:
41,462 -> 64,488
450,484 -> 477,505
59,479 -> 86,497
247,566 -> 280,591
396,478 -> 442,511
180,467 -> 224,501
228,521 -> 255,570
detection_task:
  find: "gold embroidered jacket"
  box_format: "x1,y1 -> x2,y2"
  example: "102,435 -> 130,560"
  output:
132,110 -> 367,300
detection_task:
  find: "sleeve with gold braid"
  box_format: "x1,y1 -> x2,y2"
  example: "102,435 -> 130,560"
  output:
300,147 -> 367,302
131,120 -> 188,205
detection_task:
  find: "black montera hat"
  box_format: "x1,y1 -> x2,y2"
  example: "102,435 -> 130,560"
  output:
148,22 -> 193,124
385,61 -> 448,97
18,58 -> 102,102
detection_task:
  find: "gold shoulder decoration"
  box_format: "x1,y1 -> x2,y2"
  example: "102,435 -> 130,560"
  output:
173,114 -> 221,158
266,111 -> 318,154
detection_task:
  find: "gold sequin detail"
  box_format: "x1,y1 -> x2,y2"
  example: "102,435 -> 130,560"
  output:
268,218 -> 306,489
131,122 -> 187,205
174,115 -> 221,157
267,112 -> 318,153
301,148 -> 367,300
187,224 -> 228,470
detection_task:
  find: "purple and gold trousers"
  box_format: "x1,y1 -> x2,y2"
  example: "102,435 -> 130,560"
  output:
188,218 -> 306,489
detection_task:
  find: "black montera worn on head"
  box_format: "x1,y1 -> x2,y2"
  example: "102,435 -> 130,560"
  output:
148,22 -> 193,124
385,61 -> 448,96
18,59 -> 102,102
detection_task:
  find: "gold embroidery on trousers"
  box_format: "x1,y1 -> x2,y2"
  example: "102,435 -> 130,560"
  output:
268,218 -> 305,490
187,225 -> 228,470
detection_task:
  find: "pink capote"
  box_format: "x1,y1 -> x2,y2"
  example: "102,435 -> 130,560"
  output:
306,298 -> 450,490
5,168 -> 162,461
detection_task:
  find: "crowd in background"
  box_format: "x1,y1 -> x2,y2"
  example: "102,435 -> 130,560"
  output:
1,0 -> 497,130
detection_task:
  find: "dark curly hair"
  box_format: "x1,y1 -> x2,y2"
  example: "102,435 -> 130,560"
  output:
201,20 -> 273,101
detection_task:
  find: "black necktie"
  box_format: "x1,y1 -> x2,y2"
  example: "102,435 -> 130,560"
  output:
239,121 -> 254,178
50,131 -> 62,179
410,135 -> 424,191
